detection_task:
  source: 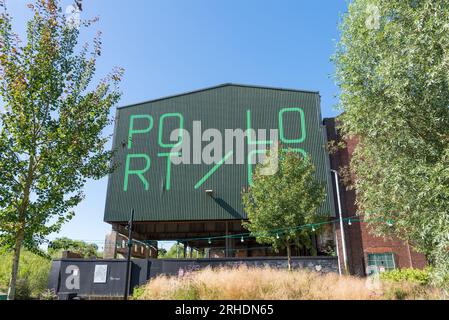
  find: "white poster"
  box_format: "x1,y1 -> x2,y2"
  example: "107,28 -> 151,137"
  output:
93,264 -> 108,283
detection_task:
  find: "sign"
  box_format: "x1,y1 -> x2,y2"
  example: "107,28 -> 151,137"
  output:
93,265 -> 108,283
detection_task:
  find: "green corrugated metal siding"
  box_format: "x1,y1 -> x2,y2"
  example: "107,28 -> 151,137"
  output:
104,84 -> 336,222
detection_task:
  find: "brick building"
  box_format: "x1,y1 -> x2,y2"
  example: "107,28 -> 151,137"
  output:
324,118 -> 427,276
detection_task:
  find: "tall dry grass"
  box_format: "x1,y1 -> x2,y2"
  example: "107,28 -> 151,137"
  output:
135,265 -> 443,300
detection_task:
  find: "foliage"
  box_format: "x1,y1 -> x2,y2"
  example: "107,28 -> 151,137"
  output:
48,237 -> 99,258
0,0 -> 123,298
382,281 -> 443,300
131,285 -> 146,300
157,243 -> 202,259
158,243 -> 183,258
135,266 -> 444,300
39,288 -> 58,300
320,240 -> 337,257
242,147 -> 326,269
334,0 -> 449,287
380,268 -> 432,285
0,250 -> 51,299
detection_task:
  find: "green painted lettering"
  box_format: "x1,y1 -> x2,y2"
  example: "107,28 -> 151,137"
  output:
123,154 -> 151,191
247,149 -> 268,186
158,113 -> 184,148
246,110 -> 274,145
195,151 -> 233,189
128,115 -> 154,149
158,152 -> 181,191
279,107 -> 306,143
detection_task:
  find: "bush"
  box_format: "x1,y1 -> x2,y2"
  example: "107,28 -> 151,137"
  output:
380,268 -> 432,285
135,266 -> 443,300
132,286 -> 146,300
40,289 -> 58,300
15,279 -> 32,300
0,250 -> 51,299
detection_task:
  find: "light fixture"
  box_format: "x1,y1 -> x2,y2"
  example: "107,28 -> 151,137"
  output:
208,238 -> 212,244
241,236 -> 244,243
387,220 -> 393,227
276,233 -> 280,239
312,226 -> 316,232
205,189 -> 214,197
348,219 -> 352,226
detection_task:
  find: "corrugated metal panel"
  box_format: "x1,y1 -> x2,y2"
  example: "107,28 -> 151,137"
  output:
104,84 -> 336,222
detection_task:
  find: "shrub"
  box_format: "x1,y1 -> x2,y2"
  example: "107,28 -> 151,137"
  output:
380,268 -> 431,285
132,286 -> 146,300
0,250 -> 51,299
40,289 -> 58,300
15,279 -> 32,300
390,287 -> 408,300
382,281 -> 442,300
136,266 -> 443,300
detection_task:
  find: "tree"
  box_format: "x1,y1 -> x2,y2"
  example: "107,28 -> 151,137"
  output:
242,148 -> 326,270
159,243 -> 184,259
334,0 -> 449,286
157,247 -> 167,257
48,237 -> 99,258
0,0 -> 123,299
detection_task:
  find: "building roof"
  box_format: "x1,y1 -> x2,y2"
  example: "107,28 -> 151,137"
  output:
118,83 -> 320,110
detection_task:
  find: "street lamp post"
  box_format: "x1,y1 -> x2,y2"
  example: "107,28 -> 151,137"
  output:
331,170 -> 349,274
124,208 -> 134,300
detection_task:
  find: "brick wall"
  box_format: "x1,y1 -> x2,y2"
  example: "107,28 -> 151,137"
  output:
323,118 -> 427,275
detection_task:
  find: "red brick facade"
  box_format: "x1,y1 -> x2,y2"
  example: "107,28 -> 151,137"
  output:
324,118 -> 427,276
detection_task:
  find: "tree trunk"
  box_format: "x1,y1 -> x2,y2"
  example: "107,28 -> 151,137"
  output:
8,156 -> 34,300
286,243 -> 292,271
7,227 -> 24,300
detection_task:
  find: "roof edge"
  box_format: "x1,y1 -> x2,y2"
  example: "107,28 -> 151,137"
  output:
117,83 -> 320,110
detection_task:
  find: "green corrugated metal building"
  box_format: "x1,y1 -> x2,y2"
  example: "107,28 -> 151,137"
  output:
103,84 -> 336,257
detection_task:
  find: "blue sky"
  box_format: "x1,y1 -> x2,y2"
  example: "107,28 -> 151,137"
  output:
5,0 -> 348,250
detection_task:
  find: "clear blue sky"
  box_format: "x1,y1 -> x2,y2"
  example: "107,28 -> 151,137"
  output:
5,0 -> 348,250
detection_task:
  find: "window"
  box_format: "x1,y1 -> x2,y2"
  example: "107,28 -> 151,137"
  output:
367,253 -> 396,272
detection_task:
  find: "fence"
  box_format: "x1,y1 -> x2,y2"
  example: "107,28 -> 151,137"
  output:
48,256 -> 338,299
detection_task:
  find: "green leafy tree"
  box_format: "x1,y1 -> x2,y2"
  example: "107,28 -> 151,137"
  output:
162,243 -> 182,258
157,248 -> 167,257
0,0 -> 123,299
48,237 -> 99,258
159,243 -> 185,259
334,0 -> 449,286
242,148 -> 326,270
